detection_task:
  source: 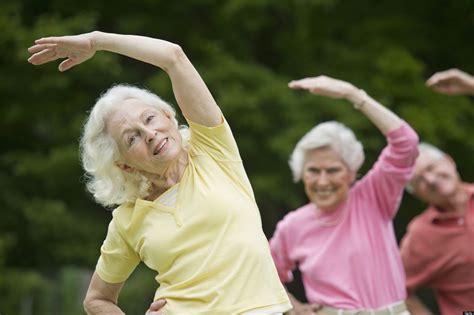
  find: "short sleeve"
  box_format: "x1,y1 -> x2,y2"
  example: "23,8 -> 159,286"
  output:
269,219 -> 296,283
95,219 -> 140,284
186,116 -> 241,161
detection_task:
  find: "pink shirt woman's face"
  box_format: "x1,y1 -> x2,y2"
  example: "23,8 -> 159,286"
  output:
302,147 -> 354,212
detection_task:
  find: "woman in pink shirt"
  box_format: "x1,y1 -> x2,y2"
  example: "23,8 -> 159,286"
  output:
270,75 -> 419,315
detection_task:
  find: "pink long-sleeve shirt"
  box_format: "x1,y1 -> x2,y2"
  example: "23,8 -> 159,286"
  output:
270,122 -> 419,309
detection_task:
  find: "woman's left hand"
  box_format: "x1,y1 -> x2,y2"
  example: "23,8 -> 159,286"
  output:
28,32 -> 97,71
289,75 -> 359,102
145,298 -> 167,315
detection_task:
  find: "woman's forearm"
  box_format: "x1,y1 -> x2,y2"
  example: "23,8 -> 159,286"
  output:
345,88 -> 403,135
83,272 -> 125,315
84,298 -> 125,315
91,31 -> 182,71
84,300 -> 125,315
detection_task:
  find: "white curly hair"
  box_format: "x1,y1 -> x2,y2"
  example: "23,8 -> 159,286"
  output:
79,84 -> 189,208
289,121 -> 364,182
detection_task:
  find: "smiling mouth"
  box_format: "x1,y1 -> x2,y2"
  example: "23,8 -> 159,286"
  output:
313,188 -> 336,197
154,138 -> 168,155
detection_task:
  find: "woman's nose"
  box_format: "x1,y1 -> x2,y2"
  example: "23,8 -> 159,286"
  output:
423,172 -> 437,184
316,172 -> 330,184
144,127 -> 156,143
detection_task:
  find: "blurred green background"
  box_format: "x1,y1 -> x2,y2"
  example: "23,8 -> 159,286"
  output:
1,0 -> 473,314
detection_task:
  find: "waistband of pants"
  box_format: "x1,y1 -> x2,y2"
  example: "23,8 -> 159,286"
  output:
317,301 -> 408,315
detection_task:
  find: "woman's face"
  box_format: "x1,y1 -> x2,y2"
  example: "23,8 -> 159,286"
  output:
107,99 -> 183,174
302,147 -> 354,212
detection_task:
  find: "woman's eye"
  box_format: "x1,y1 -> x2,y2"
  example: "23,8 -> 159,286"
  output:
146,115 -> 155,123
128,134 -> 138,146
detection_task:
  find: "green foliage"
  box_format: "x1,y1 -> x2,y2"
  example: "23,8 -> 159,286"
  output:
1,0 -> 473,312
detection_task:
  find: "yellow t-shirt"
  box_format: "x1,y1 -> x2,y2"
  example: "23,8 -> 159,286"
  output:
96,118 -> 291,314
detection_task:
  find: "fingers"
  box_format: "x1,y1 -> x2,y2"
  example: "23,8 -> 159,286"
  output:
149,299 -> 167,310
425,75 -> 440,87
426,68 -> 460,87
28,43 -> 60,65
145,299 -> 166,314
426,74 -> 456,94
28,43 -> 57,54
309,303 -> 322,311
289,80 -> 304,89
293,303 -> 321,315
35,36 -> 64,45
298,308 -> 317,315
288,76 -> 333,90
289,77 -> 318,89
58,58 -> 78,72
426,73 -> 447,87
28,48 -> 59,65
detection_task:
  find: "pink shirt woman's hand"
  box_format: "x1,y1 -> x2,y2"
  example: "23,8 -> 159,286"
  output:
288,75 -> 360,102
289,301 -> 322,315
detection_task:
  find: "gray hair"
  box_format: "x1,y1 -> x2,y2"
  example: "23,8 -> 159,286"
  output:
406,142 -> 446,193
289,121 -> 364,182
417,142 -> 445,160
79,84 -> 189,208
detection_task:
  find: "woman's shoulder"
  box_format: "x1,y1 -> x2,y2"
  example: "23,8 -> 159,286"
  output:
110,202 -> 136,227
279,203 -> 315,227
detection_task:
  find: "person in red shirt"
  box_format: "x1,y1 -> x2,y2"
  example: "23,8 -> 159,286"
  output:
400,142 -> 474,315
400,68 -> 474,315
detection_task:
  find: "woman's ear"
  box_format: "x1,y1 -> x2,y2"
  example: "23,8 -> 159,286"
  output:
116,161 -> 135,173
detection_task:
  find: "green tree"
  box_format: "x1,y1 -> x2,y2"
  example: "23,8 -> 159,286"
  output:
1,0 -> 473,313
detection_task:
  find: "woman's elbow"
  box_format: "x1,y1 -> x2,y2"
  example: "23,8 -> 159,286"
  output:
83,294 -> 106,315
165,43 -> 190,70
83,295 -> 94,315
400,123 -> 420,155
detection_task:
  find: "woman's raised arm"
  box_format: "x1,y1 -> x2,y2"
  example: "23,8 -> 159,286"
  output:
28,31 -> 222,127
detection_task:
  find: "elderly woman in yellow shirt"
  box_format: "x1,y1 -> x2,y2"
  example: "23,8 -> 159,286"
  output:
28,31 -> 291,315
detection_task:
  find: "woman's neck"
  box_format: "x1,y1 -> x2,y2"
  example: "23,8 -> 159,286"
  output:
145,151 -> 189,199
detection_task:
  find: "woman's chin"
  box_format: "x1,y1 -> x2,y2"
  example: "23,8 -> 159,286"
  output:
314,200 -> 338,212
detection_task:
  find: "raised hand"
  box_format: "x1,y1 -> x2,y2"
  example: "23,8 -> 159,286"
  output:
289,75 -> 359,101
426,68 -> 474,96
28,33 -> 97,71
289,74 -> 403,134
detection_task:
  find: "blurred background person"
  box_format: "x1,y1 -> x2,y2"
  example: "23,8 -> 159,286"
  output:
399,69 -> 474,315
401,142 -> 474,315
270,75 -> 419,315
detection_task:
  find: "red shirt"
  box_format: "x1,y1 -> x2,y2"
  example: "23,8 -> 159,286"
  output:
400,184 -> 474,315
